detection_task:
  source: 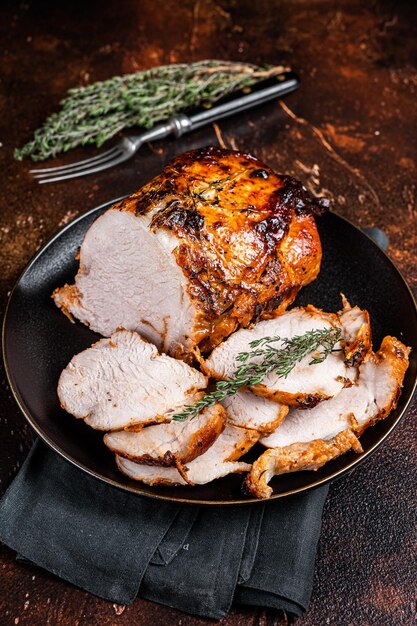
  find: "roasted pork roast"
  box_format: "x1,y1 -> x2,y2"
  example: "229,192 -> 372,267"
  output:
54,147 -> 325,359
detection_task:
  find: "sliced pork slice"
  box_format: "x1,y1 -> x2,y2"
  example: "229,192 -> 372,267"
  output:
203,306 -> 349,407
222,391 -> 288,434
116,424 -> 259,486
246,336 -> 410,498
246,430 -> 362,499
262,336 -> 409,447
104,404 -> 226,467
58,330 -> 207,431
53,147 -> 325,358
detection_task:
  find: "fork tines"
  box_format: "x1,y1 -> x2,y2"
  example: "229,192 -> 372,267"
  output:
30,146 -> 129,184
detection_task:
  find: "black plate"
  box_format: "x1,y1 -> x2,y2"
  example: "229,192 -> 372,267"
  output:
3,200 -> 417,504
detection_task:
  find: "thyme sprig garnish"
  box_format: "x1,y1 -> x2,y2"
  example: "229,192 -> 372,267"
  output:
173,326 -> 341,421
15,60 -> 287,162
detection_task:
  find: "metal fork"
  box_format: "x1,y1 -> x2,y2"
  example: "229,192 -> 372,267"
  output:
30,71 -> 299,184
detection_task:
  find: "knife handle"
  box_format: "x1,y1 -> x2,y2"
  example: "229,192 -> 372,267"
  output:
187,71 -> 299,131
132,71 -> 300,146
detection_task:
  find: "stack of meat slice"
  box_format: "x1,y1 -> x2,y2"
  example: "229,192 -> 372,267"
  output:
116,425 -> 259,486
202,297 -> 409,497
57,300 -> 409,496
245,334 -> 409,498
58,330 -> 261,484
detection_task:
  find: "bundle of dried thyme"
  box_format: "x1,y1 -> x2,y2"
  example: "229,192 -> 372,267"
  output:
15,60 -> 287,162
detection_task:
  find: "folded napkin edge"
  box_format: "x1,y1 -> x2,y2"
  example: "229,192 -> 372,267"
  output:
235,590 -> 305,617
239,577 -> 310,611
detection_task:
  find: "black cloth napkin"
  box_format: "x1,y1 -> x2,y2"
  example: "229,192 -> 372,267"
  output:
0,227 -> 387,619
0,441 -> 327,619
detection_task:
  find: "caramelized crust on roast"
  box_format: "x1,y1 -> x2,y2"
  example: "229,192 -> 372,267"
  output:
54,147 -> 325,356
127,147 -> 325,351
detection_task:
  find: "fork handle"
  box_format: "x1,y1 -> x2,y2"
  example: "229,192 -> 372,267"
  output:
130,71 -> 300,147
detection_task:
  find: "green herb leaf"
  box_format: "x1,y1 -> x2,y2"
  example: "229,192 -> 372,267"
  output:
15,61 -> 288,162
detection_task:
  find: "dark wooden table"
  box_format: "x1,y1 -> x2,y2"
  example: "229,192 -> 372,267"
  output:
1,1 -> 416,624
